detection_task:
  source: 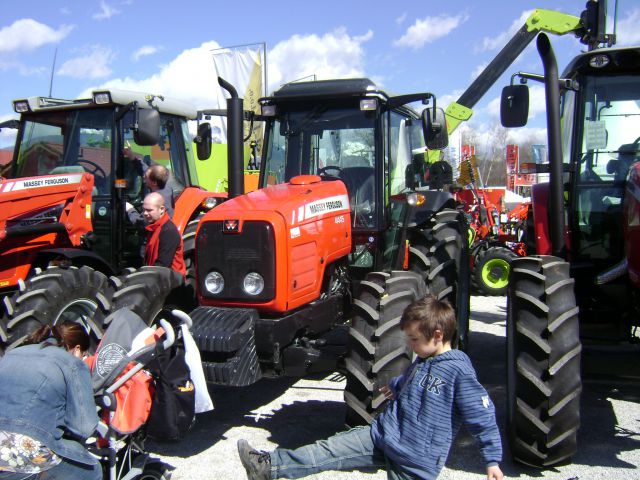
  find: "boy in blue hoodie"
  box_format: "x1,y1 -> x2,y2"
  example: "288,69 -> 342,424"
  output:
237,295 -> 504,480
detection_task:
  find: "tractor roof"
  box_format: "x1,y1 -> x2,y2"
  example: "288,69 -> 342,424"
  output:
264,78 -> 430,118
561,45 -> 640,78
12,88 -> 198,119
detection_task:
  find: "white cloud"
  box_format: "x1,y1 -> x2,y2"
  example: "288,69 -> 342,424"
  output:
471,62 -> 488,80
85,41 -> 224,109
60,7 -> 71,15
92,1 -> 121,20
58,45 -> 115,79
0,19 -> 73,54
394,13 -> 468,49
395,13 -> 407,25
506,126 -> 547,145
131,45 -> 160,62
615,8 -> 640,46
478,10 -> 533,52
268,28 -> 373,91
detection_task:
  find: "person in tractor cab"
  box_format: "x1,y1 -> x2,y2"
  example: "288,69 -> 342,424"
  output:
126,164 -> 175,222
142,191 -> 185,277
0,322 -> 101,480
237,295 -> 504,480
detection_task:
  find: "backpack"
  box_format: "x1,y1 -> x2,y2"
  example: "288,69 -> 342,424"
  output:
146,335 -> 196,441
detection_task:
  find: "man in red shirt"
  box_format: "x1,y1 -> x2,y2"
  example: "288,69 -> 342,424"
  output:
142,192 -> 186,276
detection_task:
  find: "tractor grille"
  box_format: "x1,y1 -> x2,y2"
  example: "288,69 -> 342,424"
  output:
197,221 -> 276,302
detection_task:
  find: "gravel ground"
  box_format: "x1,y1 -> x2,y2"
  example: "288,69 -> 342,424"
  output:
149,296 -> 640,480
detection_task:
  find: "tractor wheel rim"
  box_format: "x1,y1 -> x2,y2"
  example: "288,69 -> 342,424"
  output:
482,258 -> 510,288
53,299 -> 98,334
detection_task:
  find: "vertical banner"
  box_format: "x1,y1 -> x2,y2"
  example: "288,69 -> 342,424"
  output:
211,43 -> 265,164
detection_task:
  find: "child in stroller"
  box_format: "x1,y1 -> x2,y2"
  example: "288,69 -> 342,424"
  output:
86,307 -> 193,480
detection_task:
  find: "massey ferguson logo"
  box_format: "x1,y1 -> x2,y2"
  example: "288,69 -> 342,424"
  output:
223,219 -> 239,233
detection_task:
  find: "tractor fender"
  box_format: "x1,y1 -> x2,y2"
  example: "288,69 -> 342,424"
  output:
34,248 -> 117,277
172,187 -> 226,234
530,183 -> 552,255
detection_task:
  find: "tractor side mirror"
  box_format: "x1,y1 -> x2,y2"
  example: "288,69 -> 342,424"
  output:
501,85 -> 529,128
422,107 -> 449,150
195,122 -> 212,160
134,108 -> 160,146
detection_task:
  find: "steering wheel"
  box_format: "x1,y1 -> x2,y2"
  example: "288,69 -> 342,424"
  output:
318,165 -> 343,178
76,159 -> 107,179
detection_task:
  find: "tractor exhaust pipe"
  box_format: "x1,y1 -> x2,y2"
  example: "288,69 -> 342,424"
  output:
537,33 -> 565,258
218,76 -> 244,199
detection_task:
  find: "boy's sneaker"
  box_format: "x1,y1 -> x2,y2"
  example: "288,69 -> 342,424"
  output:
237,439 -> 271,480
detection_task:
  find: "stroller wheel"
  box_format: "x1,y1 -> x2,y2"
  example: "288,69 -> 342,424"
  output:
138,461 -> 171,480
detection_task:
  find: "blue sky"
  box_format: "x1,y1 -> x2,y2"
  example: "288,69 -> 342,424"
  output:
1,0 -> 639,149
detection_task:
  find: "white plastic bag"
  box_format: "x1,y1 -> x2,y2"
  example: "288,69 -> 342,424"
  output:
181,324 -> 214,413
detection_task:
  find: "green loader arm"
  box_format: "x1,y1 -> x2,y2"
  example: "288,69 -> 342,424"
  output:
428,9 -> 583,163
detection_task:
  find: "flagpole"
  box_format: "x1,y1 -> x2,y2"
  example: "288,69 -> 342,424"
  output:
48,48 -> 58,97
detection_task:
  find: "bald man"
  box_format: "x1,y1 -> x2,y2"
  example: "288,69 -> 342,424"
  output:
142,192 -> 186,276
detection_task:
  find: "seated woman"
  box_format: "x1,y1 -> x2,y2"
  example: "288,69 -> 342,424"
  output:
0,323 -> 101,480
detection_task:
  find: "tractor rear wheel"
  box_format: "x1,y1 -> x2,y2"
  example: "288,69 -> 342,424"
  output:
344,270 -> 425,426
109,266 -> 184,326
507,255 -> 581,467
473,246 -> 518,296
0,266 -> 112,352
410,208 -> 470,350
181,214 -> 204,312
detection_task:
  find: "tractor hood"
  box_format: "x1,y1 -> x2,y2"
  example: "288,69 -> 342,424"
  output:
196,175 -> 352,313
201,175 -> 350,230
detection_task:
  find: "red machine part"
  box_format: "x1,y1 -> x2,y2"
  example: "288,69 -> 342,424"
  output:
0,173 -> 94,288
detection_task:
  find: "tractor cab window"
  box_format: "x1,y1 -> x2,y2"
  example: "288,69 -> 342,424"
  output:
388,110 -> 424,196
573,75 -> 640,263
121,112 -> 188,204
262,106 -> 377,228
14,109 -> 113,195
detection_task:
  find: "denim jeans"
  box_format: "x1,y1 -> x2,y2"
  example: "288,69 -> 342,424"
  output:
270,426 -> 420,480
0,459 -> 101,480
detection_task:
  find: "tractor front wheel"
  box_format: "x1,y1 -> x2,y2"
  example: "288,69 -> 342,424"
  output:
474,246 -> 517,296
0,266 -> 112,352
344,270 -> 425,426
507,255 -> 581,467
109,266 -> 184,327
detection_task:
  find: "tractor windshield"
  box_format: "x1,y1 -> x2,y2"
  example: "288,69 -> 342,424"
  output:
572,74 -> 640,263
262,106 -> 377,228
13,108 -> 114,194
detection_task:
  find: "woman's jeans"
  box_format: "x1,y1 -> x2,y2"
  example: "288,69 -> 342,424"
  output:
0,458 -> 101,480
270,426 -> 419,480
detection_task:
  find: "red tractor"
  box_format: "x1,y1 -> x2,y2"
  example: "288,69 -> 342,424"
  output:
111,77 -> 471,425
0,90 -> 223,350
500,2 -> 640,467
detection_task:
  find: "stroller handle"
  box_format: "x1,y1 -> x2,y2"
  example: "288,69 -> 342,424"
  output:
158,319 -> 175,350
171,309 -> 193,328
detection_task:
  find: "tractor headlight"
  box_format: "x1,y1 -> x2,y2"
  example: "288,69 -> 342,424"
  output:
201,197 -> 218,210
243,272 -> 264,296
204,271 -> 225,294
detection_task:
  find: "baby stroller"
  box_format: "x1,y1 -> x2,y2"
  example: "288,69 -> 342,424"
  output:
86,307 -> 193,480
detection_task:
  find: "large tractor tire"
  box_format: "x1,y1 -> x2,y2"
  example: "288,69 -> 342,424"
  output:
180,213 -> 204,312
409,208 -> 470,350
344,270 -> 425,426
0,266 -> 113,352
109,266 -> 184,326
507,255 -> 581,467
473,246 -> 518,296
